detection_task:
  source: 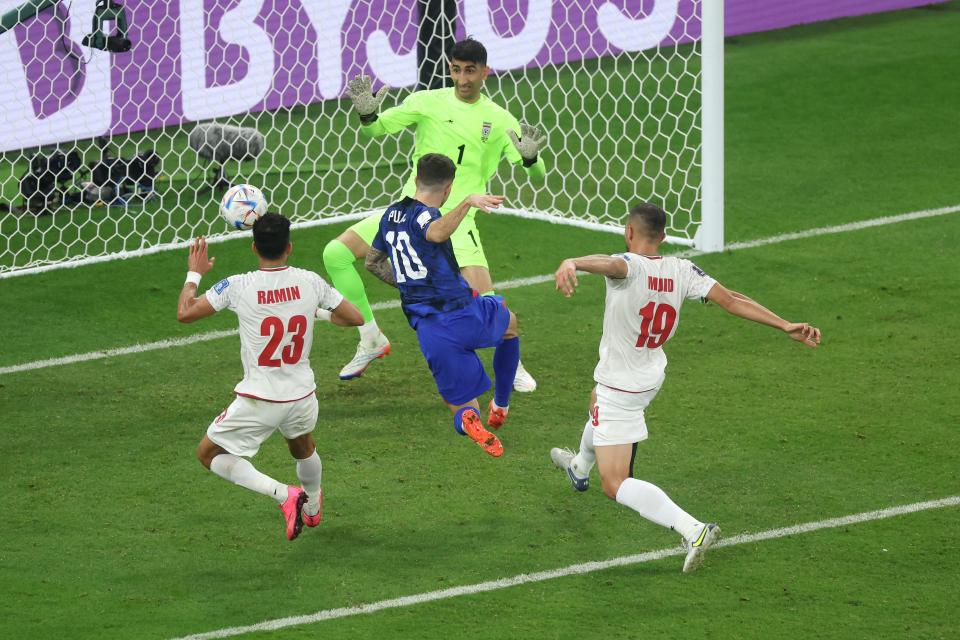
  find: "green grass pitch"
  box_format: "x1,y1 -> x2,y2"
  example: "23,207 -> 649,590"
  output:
2,4 -> 959,639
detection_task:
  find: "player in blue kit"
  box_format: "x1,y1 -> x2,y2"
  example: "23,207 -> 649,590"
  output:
365,153 -> 520,457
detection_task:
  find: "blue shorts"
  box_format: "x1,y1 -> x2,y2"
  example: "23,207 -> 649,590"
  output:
414,296 -> 511,406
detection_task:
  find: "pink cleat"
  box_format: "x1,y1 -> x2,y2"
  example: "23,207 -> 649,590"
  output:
279,486 -> 308,541
302,489 -> 323,528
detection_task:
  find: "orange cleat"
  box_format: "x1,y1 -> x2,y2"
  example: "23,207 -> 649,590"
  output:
302,489 -> 323,528
486,401 -> 508,430
461,410 -> 504,457
279,486 -> 308,541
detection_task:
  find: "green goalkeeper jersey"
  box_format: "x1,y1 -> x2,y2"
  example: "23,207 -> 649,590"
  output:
360,88 -> 546,213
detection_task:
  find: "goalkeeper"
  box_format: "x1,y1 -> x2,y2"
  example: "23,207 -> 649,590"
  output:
322,38 -> 547,391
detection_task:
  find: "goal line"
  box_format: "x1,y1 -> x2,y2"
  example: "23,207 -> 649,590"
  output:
0,207 -> 640,280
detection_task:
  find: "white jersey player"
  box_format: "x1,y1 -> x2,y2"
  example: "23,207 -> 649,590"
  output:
549,202 -> 821,573
177,214 -> 363,541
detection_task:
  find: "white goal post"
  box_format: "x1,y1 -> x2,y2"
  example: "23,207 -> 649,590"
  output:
0,0 -> 723,278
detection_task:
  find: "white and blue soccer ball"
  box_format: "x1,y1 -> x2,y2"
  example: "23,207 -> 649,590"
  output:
220,184 -> 268,230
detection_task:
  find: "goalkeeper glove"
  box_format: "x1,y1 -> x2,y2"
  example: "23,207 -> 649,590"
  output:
507,123 -> 547,167
346,75 -> 388,123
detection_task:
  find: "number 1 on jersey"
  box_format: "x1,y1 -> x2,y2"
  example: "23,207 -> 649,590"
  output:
456,144 -> 465,164
636,302 -> 677,348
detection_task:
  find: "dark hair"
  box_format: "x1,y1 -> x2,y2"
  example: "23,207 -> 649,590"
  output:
416,153 -> 456,189
628,202 -> 667,240
252,212 -> 291,260
449,38 -> 487,66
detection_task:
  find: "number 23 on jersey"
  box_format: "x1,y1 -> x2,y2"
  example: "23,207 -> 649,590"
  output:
258,315 -> 307,367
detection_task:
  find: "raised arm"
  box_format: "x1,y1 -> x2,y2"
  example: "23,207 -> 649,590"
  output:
507,123 -> 547,183
364,247 -> 398,288
554,255 -> 629,297
424,194 -> 504,244
707,282 -> 821,347
346,75 -> 420,138
177,236 -> 217,323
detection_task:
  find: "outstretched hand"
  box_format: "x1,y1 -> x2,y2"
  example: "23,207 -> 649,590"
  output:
554,259 -> 579,297
188,236 -> 216,276
507,123 -> 548,161
784,322 -> 821,348
346,74 -> 388,116
466,194 -> 504,213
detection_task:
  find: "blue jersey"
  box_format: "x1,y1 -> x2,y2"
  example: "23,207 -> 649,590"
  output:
372,197 -> 475,325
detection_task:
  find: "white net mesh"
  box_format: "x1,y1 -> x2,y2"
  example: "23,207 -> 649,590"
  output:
0,0 -> 704,276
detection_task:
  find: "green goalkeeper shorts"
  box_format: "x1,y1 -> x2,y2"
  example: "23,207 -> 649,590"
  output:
348,210 -> 489,270
348,211 -> 382,245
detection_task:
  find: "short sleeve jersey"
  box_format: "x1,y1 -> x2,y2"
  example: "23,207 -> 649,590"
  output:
593,254 -> 717,392
364,88 -> 523,212
205,266 -> 343,401
371,196 -> 475,326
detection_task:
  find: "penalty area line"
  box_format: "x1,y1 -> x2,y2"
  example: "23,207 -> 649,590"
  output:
169,495 -> 960,640
2,203 -> 957,378
0,273 -> 554,377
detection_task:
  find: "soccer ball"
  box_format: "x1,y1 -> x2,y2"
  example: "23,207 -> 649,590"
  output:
220,184 -> 268,230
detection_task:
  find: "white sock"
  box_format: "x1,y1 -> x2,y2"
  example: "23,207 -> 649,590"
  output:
570,418 -> 596,478
358,319 -> 381,347
210,454 -> 288,503
296,451 -> 323,516
615,477 -> 702,542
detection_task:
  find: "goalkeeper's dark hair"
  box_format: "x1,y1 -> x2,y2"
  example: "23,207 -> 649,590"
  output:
252,212 -> 291,260
416,153 -> 457,190
628,202 -> 667,240
449,38 -> 487,66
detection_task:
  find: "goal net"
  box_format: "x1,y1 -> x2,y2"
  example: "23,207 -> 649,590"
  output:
0,0 -> 719,277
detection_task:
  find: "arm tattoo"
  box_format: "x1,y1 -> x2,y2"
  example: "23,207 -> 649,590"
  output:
365,249 -> 398,288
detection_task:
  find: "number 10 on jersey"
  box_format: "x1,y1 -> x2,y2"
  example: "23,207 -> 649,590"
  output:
385,231 -> 428,283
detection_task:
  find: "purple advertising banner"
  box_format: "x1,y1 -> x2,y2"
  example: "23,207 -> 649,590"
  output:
0,0 -> 946,153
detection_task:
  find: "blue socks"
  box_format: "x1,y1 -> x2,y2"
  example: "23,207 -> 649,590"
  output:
492,337 -> 520,408
453,406 -> 480,436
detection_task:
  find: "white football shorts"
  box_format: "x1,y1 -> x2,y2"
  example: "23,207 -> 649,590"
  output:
206,393 -> 318,457
591,383 -> 661,446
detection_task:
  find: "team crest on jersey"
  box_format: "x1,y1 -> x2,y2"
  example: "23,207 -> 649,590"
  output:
481,121 -> 492,143
214,278 -> 230,294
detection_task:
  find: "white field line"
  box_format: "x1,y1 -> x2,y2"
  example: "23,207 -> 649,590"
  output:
0,207 -> 680,279
2,204 -> 958,378
722,204 -> 960,251
170,495 -> 960,640
0,273 -> 554,376
496,207 -> 697,246
0,209 -> 382,280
